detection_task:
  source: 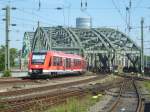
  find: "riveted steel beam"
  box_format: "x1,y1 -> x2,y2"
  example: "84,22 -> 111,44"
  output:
93,29 -> 116,51
91,29 -> 110,52
22,32 -> 34,58
23,26 -> 141,69
67,28 -> 84,51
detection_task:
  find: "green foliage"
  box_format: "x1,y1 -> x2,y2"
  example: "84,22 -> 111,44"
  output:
143,82 -> 150,92
0,46 -> 5,71
46,95 -> 102,112
48,99 -> 82,112
10,48 -> 18,67
144,55 -> 150,61
27,94 -> 103,112
0,103 -> 9,110
2,70 -> 11,77
0,45 -> 18,71
0,96 -> 10,110
0,53 -> 5,71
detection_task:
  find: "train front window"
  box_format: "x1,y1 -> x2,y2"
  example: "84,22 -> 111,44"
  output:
32,53 -> 46,64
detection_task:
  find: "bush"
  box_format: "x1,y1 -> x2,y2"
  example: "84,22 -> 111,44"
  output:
2,70 -> 11,77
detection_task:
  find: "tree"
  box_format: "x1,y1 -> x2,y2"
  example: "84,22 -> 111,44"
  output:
0,45 -> 5,71
10,48 -> 18,67
0,45 -> 18,71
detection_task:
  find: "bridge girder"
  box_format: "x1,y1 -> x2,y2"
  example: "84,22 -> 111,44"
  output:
22,26 -> 141,69
22,32 -> 34,58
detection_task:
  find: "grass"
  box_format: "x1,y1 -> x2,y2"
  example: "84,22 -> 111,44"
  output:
46,95 -> 102,112
0,103 -> 9,110
144,73 -> 150,77
28,94 -> 103,112
143,81 -> 150,92
0,99 -> 11,111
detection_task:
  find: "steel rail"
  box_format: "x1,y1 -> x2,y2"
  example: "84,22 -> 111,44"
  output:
133,80 -> 144,112
0,75 -> 124,112
0,76 -> 102,97
106,79 -> 128,112
106,78 -> 144,112
1,86 -> 86,112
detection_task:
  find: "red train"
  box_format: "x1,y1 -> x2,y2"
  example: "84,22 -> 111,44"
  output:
28,51 -> 87,76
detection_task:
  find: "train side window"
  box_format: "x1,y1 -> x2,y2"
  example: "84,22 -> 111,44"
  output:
74,59 -> 81,66
53,56 -> 62,66
53,57 -> 56,66
66,58 -> 71,67
74,59 -> 77,66
79,60 -> 81,65
57,57 -> 62,66
74,59 -> 76,66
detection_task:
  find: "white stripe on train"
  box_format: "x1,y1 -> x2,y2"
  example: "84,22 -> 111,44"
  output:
29,69 -> 86,75
43,69 -> 83,72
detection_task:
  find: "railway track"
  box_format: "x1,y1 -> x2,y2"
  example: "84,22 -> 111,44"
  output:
0,88 -> 86,112
0,75 -> 123,112
118,73 -> 150,82
0,75 -> 102,97
0,76 -> 45,85
0,78 -> 33,84
0,73 -> 97,85
105,78 -> 144,112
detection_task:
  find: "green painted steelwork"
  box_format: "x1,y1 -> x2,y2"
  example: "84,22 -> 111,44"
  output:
22,26 -> 141,70
22,32 -> 34,58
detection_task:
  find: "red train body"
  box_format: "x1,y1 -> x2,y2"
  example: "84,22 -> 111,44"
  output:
28,51 -> 87,76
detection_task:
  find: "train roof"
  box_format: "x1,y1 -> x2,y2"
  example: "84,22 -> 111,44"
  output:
32,50 -> 47,54
48,51 -> 83,59
32,50 -> 84,59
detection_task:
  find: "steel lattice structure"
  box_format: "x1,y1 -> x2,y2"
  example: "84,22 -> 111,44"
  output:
22,32 -> 34,58
22,26 -> 141,70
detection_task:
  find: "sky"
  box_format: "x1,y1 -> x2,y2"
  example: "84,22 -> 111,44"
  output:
0,0 -> 150,54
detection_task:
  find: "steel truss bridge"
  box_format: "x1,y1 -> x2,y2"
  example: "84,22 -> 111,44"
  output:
22,26 -> 141,71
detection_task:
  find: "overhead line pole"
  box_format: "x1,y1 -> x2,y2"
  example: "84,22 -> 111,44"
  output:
128,0 -> 131,33
141,17 -> 144,75
2,5 -> 16,71
3,6 -> 10,70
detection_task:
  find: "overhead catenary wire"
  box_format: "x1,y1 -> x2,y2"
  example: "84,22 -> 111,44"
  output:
17,8 -> 60,25
134,0 -> 143,10
0,0 -> 149,50
12,18 -> 52,32
12,16 -> 52,26
38,0 -> 41,10
63,0 -> 72,27
111,0 -> 128,27
8,5 -> 150,11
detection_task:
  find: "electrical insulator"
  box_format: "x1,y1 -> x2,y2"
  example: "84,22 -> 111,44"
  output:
81,2 -> 83,8
38,0 -> 41,10
85,1 -> 87,7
